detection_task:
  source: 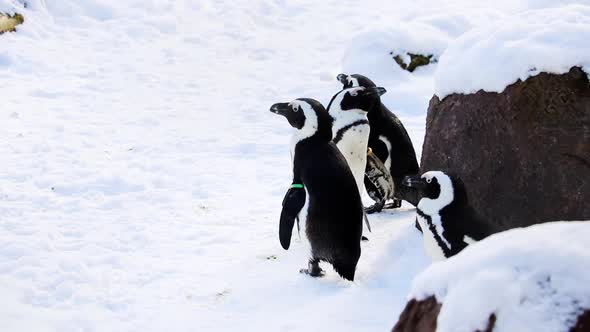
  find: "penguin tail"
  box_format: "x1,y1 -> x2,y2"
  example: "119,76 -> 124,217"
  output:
332,258 -> 359,281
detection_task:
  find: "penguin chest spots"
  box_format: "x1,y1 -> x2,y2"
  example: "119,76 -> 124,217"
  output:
335,125 -> 369,169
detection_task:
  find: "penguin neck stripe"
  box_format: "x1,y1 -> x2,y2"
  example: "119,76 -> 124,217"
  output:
291,184 -> 304,189
333,119 -> 370,144
417,209 -> 452,257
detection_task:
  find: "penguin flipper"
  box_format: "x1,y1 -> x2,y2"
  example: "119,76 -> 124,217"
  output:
363,211 -> 372,232
279,187 -> 306,250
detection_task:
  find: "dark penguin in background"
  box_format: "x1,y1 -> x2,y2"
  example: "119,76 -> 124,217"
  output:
337,73 -> 420,212
402,171 -> 499,261
270,98 -> 363,281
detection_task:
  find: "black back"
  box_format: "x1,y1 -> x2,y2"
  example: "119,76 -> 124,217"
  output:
295,135 -> 363,278
440,176 -> 498,244
414,172 -> 500,258
277,98 -> 363,280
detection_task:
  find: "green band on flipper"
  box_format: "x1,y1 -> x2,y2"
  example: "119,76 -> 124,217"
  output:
291,184 -> 304,189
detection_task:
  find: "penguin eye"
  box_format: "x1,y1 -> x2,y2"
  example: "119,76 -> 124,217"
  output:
426,178 -> 432,184
349,90 -> 358,97
292,105 -> 299,112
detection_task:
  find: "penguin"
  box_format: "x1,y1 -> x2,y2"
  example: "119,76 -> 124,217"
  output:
364,147 -> 395,213
270,98 -> 363,281
326,86 -> 386,235
337,73 -> 420,212
402,171 -> 499,261
326,86 -> 386,196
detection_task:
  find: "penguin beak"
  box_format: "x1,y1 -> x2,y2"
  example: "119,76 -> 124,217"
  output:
270,102 -> 290,117
337,73 -> 349,86
362,86 -> 387,97
402,175 -> 427,189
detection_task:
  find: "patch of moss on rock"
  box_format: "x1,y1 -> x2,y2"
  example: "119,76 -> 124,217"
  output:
0,12 -> 24,34
391,52 -> 437,72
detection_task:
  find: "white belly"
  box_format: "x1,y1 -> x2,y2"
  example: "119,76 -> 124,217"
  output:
417,214 -> 447,262
335,124 -> 370,194
378,135 -> 392,171
296,187 -> 311,249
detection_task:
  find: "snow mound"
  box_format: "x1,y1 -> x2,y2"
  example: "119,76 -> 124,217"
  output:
410,221 -> 590,332
435,4 -> 590,98
342,26 -> 447,83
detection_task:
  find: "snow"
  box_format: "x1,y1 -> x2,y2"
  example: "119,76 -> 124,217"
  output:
0,0 -> 24,14
434,4 -> 590,98
410,221 -> 590,332
1,0 -> 589,331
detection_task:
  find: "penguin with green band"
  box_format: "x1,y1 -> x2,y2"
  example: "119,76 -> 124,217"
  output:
270,98 -> 363,281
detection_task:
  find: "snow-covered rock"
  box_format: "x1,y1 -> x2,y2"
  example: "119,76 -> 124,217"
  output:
393,221 -> 590,332
421,67 -> 590,230
434,4 -> 590,99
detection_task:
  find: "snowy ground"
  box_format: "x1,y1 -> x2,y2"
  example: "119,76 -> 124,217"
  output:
1,1 -> 587,331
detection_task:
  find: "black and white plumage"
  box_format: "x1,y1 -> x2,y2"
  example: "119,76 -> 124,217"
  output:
402,171 -> 499,261
270,98 -> 363,281
338,73 -> 420,211
326,86 -> 386,197
364,148 -> 395,213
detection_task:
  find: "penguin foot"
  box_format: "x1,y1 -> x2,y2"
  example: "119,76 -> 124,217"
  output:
300,259 -> 325,277
364,202 -> 384,214
299,268 -> 325,277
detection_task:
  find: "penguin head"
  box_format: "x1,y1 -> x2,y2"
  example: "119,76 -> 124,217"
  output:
327,86 -> 386,118
337,73 -> 377,89
270,98 -> 332,141
403,171 -> 463,215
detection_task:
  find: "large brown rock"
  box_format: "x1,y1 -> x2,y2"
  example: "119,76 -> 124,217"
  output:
391,296 -> 440,332
421,67 -> 590,230
392,297 -> 588,332
391,296 -> 496,332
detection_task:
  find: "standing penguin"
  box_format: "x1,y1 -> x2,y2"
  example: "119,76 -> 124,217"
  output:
337,73 -> 420,211
270,98 -> 363,281
402,171 -> 499,261
326,86 -> 386,197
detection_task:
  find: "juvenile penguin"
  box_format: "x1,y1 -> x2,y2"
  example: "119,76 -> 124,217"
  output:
270,98 -> 363,281
364,148 -> 395,213
402,171 -> 499,261
337,73 -> 420,211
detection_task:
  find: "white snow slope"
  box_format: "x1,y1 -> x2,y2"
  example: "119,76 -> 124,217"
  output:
1,1 -> 588,331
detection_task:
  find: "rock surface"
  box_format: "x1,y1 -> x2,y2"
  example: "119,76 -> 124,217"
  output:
421,67 -> 590,230
392,297 -> 587,332
391,296 -> 497,332
391,296 -> 440,332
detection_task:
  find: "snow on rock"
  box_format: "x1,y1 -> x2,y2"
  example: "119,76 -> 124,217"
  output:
434,4 -> 590,98
408,221 -> 590,332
